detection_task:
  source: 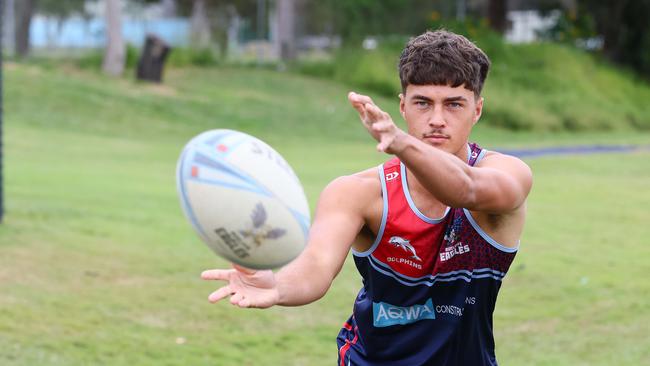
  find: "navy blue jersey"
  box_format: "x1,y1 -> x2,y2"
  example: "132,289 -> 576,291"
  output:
337,144 -> 518,366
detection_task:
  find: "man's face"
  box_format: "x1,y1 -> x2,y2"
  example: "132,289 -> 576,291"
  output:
400,84 -> 483,160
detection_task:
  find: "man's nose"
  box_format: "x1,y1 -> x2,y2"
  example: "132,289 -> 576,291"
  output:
428,107 -> 446,128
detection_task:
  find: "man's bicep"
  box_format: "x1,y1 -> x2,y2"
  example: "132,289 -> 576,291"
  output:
470,155 -> 533,213
302,177 -> 367,279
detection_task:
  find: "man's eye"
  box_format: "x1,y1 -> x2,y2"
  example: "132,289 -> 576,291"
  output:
447,102 -> 462,109
415,101 -> 429,108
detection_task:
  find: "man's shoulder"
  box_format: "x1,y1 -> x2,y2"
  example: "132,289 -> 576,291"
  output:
327,167 -> 381,193
320,167 -> 382,206
477,151 -> 532,177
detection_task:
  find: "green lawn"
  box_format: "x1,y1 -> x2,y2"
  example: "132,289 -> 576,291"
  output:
0,64 -> 648,365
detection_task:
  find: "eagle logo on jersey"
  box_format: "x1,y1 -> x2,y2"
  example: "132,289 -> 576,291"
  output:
388,236 -> 422,261
239,203 -> 286,246
441,216 -> 470,261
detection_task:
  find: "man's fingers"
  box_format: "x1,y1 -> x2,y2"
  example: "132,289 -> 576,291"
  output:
238,298 -> 252,308
348,91 -> 374,106
377,137 -> 393,152
208,285 -> 234,303
201,269 -> 235,281
230,292 -> 245,305
372,120 -> 394,132
364,103 -> 390,122
349,100 -> 369,123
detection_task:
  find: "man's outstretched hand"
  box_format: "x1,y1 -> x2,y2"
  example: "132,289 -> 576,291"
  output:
348,91 -> 407,154
201,264 -> 280,309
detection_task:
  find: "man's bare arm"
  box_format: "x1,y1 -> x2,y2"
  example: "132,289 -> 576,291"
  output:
202,174 -> 373,308
392,136 -> 532,213
349,92 -> 532,214
274,175 -> 369,305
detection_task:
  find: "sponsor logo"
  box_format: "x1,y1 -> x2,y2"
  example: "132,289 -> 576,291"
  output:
441,217 -> 470,262
385,172 -> 399,181
388,236 -> 421,261
387,236 -> 423,269
435,304 -> 464,317
373,299 -> 435,327
239,203 -> 287,246
440,243 -> 470,262
386,256 -> 423,270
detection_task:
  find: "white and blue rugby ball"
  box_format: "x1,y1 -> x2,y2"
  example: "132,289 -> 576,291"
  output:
176,129 -> 310,269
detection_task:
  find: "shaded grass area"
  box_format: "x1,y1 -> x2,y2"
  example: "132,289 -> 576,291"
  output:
1,64 -> 649,365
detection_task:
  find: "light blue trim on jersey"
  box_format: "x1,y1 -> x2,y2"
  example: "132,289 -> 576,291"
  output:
466,144 -> 472,163
366,256 -> 505,287
462,209 -> 519,253
400,163 -> 450,224
353,164 -> 388,257
369,254 -> 505,283
475,148 -> 488,165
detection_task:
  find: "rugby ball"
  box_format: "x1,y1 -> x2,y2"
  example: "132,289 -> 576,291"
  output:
176,129 -> 310,269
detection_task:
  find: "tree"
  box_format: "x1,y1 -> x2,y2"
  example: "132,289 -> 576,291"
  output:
102,0 -> 125,76
189,0 -> 211,48
487,0 -> 508,34
39,0 -> 88,49
275,0 -> 295,61
39,0 -> 87,18
14,0 -> 37,57
574,0 -> 650,77
301,0 -> 438,43
170,0 -> 255,59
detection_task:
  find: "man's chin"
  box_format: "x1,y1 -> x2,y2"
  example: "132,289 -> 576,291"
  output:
423,137 -> 449,149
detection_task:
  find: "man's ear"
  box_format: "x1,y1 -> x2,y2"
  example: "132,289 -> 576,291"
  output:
473,96 -> 484,125
399,93 -> 406,119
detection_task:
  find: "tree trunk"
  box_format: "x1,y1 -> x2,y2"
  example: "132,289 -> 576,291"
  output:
102,0 -> 125,76
275,0 -> 295,61
14,0 -> 35,57
190,0 -> 211,49
160,0 -> 176,17
487,0 -> 508,34
601,0 -> 628,62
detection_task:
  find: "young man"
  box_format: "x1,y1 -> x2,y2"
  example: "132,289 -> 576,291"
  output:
202,30 -> 532,365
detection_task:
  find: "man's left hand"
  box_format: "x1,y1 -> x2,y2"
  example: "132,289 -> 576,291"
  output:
348,91 -> 407,154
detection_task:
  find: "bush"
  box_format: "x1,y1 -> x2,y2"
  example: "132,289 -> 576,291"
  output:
75,43 -> 140,71
167,48 -> 219,67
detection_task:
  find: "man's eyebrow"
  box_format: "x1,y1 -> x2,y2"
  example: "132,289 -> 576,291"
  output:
411,94 -> 433,102
410,95 -> 469,102
444,96 -> 468,102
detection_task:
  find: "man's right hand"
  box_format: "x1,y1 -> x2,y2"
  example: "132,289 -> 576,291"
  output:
201,264 -> 280,309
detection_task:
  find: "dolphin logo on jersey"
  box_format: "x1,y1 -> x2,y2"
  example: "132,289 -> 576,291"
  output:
388,236 -> 422,261
239,203 -> 286,246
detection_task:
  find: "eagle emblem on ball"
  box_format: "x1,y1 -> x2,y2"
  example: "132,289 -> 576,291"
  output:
239,203 -> 287,246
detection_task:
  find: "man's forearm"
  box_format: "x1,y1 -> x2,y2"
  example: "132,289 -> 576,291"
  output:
392,133 -> 475,208
274,250 -> 336,306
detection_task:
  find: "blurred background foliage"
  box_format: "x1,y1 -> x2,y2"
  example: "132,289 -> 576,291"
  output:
4,0 -> 650,132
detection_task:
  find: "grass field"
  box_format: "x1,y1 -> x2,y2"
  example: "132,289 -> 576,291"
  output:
1,64 -> 649,365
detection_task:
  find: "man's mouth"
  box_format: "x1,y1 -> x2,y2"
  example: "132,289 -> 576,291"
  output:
423,133 -> 450,141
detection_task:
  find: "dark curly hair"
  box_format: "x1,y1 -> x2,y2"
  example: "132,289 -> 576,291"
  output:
398,30 -> 491,97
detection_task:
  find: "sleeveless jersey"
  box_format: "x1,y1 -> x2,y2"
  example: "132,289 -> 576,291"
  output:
337,143 -> 518,366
